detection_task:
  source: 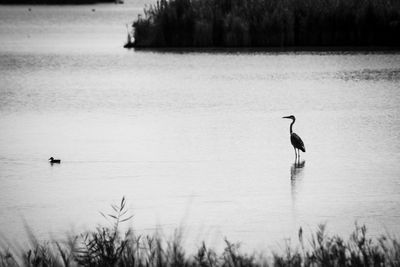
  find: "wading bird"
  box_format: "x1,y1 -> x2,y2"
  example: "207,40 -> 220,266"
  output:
283,115 -> 306,160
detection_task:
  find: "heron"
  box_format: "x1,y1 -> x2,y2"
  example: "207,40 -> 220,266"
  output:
282,115 -> 306,160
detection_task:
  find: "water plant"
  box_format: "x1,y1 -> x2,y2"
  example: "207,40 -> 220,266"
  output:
1,197 -> 400,266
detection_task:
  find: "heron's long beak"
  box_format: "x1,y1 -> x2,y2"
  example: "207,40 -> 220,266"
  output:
282,116 -> 291,119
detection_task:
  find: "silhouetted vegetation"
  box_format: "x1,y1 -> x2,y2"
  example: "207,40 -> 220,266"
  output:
130,0 -> 400,47
1,197 -> 400,266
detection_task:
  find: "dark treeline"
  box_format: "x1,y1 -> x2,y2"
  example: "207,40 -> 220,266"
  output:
131,0 -> 400,47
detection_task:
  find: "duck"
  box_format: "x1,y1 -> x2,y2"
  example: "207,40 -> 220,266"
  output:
49,157 -> 61,164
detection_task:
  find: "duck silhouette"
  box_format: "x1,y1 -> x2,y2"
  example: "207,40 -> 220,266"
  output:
49,157 -> 61,164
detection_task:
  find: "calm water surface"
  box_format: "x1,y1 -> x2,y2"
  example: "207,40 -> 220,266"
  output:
1,2 -> 400,251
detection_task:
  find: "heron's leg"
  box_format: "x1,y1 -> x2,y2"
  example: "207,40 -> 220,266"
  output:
294,147 -> 297,160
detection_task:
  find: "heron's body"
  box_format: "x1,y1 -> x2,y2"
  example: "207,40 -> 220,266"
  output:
291,133 -> 305,153
283,115 -> 306,159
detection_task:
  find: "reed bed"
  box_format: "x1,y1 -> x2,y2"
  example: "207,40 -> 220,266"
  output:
1,197 -> 399,267
131,0 -> 400,47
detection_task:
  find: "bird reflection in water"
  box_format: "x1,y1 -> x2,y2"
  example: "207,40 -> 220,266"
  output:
291,160 -> 305,180
291,160 -> 305,207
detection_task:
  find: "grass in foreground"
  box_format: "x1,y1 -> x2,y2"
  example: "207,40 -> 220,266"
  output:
1,197 -> 399,266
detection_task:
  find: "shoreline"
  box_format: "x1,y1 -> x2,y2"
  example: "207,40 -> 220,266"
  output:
124,45 -> 400,53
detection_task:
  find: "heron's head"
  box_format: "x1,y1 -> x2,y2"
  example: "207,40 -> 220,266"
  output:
282,115 -> 296,121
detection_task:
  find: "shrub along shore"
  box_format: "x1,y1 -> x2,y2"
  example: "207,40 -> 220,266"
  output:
129,0 -> 400,48
1,198 -> 400,266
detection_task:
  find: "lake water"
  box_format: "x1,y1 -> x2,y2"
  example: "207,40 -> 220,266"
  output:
1,1 -> 400,252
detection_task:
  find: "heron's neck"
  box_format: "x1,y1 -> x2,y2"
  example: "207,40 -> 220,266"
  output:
290,119 -> 295,134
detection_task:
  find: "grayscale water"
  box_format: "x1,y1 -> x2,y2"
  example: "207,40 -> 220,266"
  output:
1,1 -> 400,251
